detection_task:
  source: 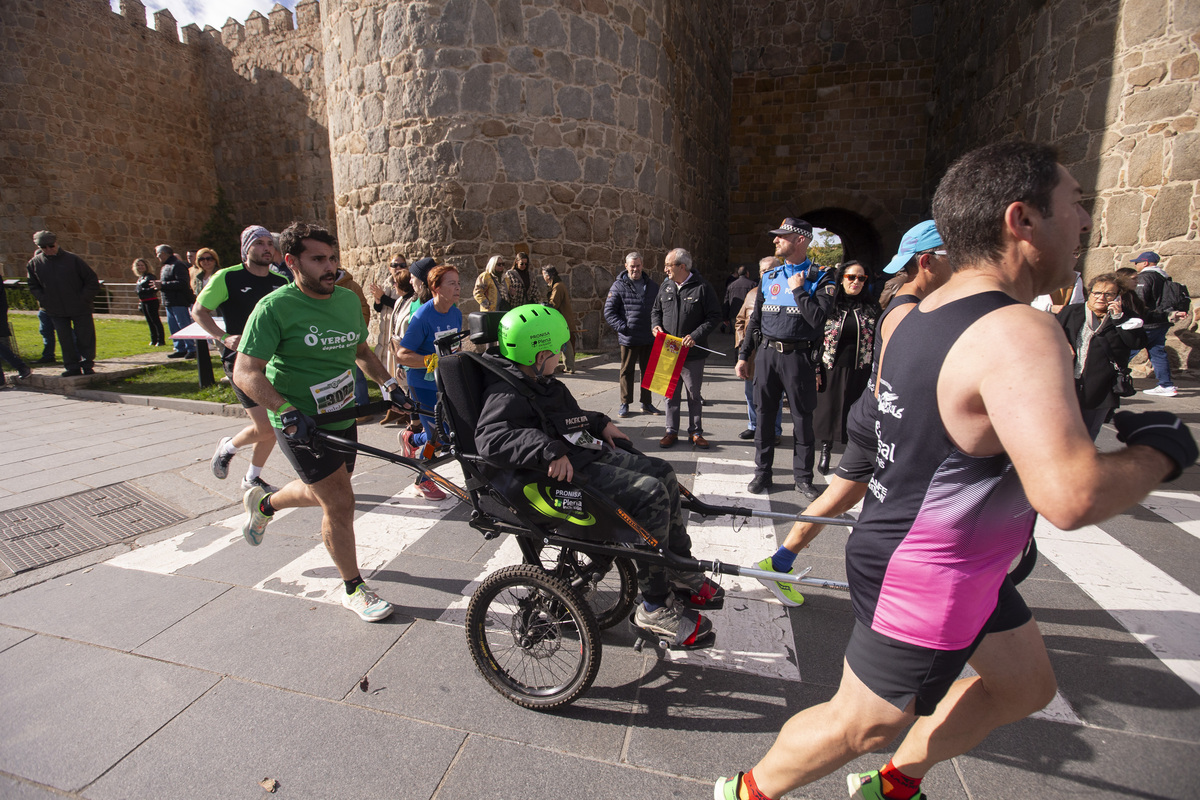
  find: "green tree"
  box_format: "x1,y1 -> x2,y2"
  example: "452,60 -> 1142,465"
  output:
808,244 -> 844,267
199,186 -> 241,267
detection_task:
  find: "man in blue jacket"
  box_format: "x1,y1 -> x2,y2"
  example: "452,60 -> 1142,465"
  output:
603,251 -> 662,418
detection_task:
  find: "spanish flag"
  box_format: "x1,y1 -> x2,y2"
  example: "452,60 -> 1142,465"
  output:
642,331 -> 691,398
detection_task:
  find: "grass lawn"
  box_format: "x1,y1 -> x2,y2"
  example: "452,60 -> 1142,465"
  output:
9,311 -> 166,360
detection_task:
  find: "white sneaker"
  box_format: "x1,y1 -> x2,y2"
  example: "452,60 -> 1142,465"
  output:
1143,385 -> 1178,397
342,583 -> 394,622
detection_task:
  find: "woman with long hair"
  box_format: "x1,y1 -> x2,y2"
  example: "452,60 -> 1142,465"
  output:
396,264 -> 462,500
132,257 -> 166,346
814,261 -> 880,474
191,248 -> 219,296
541,265 -> 578,372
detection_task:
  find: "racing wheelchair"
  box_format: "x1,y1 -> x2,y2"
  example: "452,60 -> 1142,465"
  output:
311,311 -> 853,710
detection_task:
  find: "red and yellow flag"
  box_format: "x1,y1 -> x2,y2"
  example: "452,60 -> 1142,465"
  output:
642,331 -> 691,398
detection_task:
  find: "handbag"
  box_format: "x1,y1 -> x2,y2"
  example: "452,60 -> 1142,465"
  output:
1111,362 -> 1136,397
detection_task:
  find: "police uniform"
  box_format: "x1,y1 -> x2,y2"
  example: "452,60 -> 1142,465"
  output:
740,259 -> 835,487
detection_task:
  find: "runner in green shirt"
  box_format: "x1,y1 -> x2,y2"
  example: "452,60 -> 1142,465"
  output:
234,221 -> 410,623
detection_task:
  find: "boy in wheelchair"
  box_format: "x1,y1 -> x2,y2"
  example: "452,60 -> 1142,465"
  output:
475,304 -> 723,648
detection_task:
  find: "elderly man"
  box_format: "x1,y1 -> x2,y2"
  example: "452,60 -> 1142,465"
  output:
155,244 -> 196,358
604,251 -> 661,418
651,248 -> 721,448
25,231 -> 100,377
736,218 -> 835,499
715,141 -> 1197,800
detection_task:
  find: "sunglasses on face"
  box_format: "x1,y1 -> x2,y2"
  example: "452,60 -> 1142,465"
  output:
390,262 -> 404,268
199,256 -> 215,262
844,275 -> 867,283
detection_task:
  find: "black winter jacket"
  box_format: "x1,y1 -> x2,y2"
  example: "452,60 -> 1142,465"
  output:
25,250 -> 100,317
603,273 -> 659,347
1056,303 -> 1147,410
476,356 -> 613,471
158,256 -> 195,306
651,271 -> 721,361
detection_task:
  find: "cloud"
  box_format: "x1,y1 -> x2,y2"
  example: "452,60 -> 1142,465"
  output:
111,0 -> 297,33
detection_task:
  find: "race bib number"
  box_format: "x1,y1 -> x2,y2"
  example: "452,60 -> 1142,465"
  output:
309,369 -> 355,414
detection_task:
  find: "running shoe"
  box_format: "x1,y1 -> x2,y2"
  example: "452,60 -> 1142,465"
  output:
211,437 -> 235,479
240,475 -> 278,493
342,583 -> 394,622
1143,385 -> 1178,397
755,556 -> 805,607
634,601 -> 711,646
240,485 -> 272,546
847,769 -> 924,799
670,572 -> 725,608
714,773 -> 746,800
399,429 -> 419,459
416,477 -> 447,501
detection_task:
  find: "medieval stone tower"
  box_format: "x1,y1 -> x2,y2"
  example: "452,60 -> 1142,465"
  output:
3,0 -> 1198,352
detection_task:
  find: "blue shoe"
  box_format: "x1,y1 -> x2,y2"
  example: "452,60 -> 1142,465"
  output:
618,403 -> 629,418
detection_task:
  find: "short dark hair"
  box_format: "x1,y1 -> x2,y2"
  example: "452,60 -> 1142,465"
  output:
542,265 -> 560,282
279,221 -> 337,258
932,141 -> 1061,271
1086,272 -> 1120,293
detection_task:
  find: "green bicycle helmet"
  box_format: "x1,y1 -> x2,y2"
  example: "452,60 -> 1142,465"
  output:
498,304 -> 570,365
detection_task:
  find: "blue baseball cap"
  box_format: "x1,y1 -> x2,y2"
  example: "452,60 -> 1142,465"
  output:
883,220 -> 944,274
1130,251 -> 1160,264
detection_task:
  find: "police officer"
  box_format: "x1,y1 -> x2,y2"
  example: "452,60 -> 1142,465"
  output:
735,218 -> 836,498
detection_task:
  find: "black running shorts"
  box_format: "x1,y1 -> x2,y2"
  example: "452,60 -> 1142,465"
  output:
274,424 -> 358,485
845,577 -> 1033,716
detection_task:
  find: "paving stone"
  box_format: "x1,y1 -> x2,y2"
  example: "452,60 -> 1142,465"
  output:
0,635 -> 217,792
0,624 -> 33,653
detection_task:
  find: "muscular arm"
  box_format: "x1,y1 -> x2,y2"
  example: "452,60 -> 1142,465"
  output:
232,353 -> 289,413
355,340 -> 394,387
942,304 -> 1174,529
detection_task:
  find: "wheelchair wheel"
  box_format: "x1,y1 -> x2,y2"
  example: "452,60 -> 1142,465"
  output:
550,549 -> 638,630
465,564 -> 601,710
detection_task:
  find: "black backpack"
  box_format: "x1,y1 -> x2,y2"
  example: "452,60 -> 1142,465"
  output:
1159,277 -> 1191,314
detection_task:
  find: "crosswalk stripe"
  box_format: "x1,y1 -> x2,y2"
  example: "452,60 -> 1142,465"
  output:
1034,515 -> 1200,696
1141,490 -> 1200,543
108,508 -> 296,574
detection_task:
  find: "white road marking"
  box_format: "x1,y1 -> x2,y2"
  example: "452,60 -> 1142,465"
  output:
1142,490 -> 1200,542
108,508 -> 295,574
1034,516 -> 1200,697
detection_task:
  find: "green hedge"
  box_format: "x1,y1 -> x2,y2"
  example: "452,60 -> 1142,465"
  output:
4,282 -> 112,312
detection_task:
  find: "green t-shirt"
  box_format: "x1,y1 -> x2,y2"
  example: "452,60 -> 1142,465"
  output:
238,283 -> 367,430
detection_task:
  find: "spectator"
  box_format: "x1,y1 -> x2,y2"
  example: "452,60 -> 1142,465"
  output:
651,248 -> 721,449
35,307 -> 57,364
131,258 -> 165,347
191,248 -> 219,296
502,251 -> 541,308
814,261 -> 880,474
0,276 -> 32,388
473,255 -> 509,313
369,253 -> 412,423
25,231 -> 100,377
1057,273 -> 1146,439
541,265 -> 578,373
724,265 -> 756,331
603,251 -> 661,419
1132,250 -> 1186,397
396,263 -> 462,500
194,225 -> 290,494
154,243 -> 196,359
735,258 -> 784,443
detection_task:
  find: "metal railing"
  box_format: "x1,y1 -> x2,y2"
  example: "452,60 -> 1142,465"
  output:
3,279 -> 148,316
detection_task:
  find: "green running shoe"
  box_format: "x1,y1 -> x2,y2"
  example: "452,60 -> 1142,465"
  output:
847,770 -> 925,799
755,557 -> 805,607
713,773 -> 745,800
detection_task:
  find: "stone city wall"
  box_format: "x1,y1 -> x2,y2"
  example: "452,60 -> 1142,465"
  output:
727,0 -> 937,271
0,0 -> 217,281
207,0 -> 336,239
322,0 -> 731,349
929,0 -> 1199,369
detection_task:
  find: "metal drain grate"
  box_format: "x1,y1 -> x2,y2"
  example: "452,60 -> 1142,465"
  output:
0,485 -> 187,573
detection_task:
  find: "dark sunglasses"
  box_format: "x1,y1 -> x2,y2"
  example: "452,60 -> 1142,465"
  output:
198,256 -> 216,262
390,262 -> 405,268
844,274 -> 867,283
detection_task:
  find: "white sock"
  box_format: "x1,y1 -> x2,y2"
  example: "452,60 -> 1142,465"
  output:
245,465 -> 263,481
220,439 -> 238,456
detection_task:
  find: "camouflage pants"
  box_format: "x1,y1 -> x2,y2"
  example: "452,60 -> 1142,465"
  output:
578,446 -> 693,603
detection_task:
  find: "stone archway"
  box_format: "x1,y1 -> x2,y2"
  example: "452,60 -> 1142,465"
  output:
800,207 -> 886,272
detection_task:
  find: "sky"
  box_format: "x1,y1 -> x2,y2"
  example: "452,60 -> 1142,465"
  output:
111,0 -> 297,33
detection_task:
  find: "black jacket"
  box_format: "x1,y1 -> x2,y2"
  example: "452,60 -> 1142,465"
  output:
25,249 -> 100,317
651,270 -> 721,361
1135,268 -> 1169,326
476,356 -> 613,471
158,255 -> 195,307
603,273 -> 659,347
1056,303 -> 1147,410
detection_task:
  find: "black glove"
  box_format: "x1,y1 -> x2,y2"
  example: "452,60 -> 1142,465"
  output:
1113,410 -> 1198,481
387,385 -> 415,413
279,407 -> 316,446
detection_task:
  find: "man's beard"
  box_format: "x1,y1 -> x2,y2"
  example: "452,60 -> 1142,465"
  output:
298,271 -> 334,296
